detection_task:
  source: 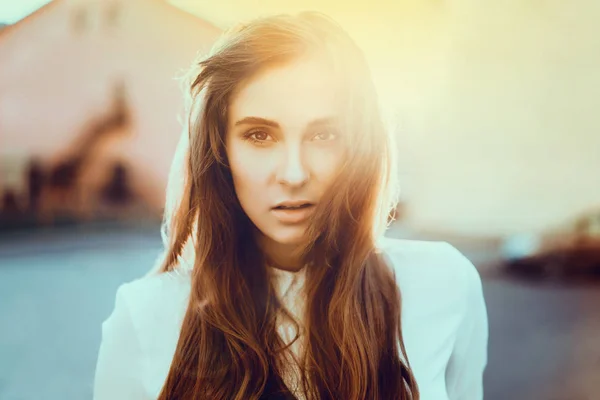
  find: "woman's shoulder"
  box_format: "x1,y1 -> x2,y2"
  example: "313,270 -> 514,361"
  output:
95,269 -> 192,399
378,237 -> 478,278
378,239 -> 489,397
109,268 -> 192,350
116,267 -> 192,324
118,267 -> 192,304
378,237 -> 484,318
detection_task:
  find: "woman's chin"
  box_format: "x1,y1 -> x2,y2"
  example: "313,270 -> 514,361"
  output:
266,226 -> 307,247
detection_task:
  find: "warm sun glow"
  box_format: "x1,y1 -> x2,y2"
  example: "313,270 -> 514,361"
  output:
168,0 -> 450,124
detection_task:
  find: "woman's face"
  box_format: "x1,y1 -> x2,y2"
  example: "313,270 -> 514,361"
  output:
226,56 -> 345,247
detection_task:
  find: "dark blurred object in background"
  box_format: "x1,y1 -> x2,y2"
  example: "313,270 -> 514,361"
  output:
27,159 -> 45,213
0,79 -> 139,230
101,162 -> 131,205
0,189 -> 24,230
40,80 -> 132,224
2,189 -> 21,216
501,208 -> 600,280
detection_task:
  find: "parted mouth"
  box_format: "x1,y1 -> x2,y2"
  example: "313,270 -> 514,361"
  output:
272,201 -> 315,210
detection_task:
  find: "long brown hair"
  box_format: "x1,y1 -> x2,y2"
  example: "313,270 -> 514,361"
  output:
155,12 -> 419,400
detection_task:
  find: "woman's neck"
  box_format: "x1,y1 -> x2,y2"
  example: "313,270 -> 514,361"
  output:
258,234 -> 304,273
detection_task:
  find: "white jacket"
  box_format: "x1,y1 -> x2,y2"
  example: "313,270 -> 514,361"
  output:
93,239 -> 489,399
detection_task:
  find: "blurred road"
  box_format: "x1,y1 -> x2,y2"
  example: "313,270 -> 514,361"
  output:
0,224 -> 599,400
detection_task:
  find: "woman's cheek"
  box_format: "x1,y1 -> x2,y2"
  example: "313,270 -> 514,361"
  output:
307,146 -> 344,181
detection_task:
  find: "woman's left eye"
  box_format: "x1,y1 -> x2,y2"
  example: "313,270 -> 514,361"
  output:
313,131 -> 337,141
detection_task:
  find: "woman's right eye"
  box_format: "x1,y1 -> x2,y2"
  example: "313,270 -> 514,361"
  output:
245,130 -> 273,144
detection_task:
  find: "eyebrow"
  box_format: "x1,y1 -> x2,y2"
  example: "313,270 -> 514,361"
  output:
234,116 -> 338,129
234,116 -> 280,128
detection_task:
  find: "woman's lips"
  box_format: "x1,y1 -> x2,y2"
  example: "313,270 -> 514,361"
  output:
271,204 -> 315,224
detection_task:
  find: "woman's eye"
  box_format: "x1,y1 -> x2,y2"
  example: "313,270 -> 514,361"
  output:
313,131 -> 337,141
252,131 -> 269,141
245,130 -> 272,143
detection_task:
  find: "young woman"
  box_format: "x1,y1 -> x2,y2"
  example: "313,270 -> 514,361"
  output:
93,12 -> 488,400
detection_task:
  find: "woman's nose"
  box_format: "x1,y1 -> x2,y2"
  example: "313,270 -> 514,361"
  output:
275,144 -> 309,187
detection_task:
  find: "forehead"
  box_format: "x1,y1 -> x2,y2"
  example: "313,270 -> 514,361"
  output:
228,57 -> 342,128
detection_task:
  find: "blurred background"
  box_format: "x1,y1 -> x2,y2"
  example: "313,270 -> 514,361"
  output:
1,0 -> 599,399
